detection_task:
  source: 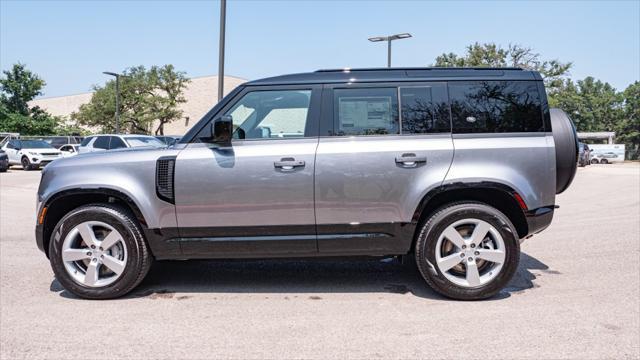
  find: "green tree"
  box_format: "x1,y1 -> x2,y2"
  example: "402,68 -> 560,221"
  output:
433,43 -> 572,93
0,63 -> 46,115
549,77 -> 623,132
616,81 -> 640,153
0,63 -> 61,135
72,65 -> 189,134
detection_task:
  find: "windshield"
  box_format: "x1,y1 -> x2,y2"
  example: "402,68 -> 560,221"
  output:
124,137 -> 165,148
20,140 -> 55,149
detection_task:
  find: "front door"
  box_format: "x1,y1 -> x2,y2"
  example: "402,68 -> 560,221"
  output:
174,86 -> 321,258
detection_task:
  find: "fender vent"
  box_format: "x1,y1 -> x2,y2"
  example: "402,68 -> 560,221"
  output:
156,157 -> 176,203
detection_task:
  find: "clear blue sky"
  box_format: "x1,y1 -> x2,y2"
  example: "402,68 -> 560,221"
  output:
1,0 -> 639,98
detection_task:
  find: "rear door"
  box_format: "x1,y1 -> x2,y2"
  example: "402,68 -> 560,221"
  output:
314,82 -> 454,255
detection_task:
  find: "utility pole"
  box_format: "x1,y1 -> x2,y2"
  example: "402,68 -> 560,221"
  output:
217,0 -> 226,102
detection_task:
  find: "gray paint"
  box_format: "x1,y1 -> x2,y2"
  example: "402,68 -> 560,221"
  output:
174,139 -> 317,227
315,134 -> 454,224
38,148 -> 180,229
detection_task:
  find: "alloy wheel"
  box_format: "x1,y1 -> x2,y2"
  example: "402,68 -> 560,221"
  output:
435,218 -> 506,288
61,221 -> 128,287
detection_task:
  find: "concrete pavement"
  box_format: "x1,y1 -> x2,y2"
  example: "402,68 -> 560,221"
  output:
1,163 -> 639,359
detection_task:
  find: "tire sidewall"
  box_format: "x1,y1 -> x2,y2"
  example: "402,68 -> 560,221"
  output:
21,156 -> 31,171
416,203 -> 520,300
49,205 -> 144,299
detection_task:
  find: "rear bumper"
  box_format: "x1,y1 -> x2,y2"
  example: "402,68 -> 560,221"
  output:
525,206 -> 555,236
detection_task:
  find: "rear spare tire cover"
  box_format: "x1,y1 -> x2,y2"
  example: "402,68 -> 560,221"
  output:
550,108 -> 578,194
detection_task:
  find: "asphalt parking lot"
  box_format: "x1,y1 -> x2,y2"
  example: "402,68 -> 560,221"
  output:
1,163 -> 639,359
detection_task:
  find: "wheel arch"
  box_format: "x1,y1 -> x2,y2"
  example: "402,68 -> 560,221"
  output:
410,182 -> 529,251
40,188 -> 148,258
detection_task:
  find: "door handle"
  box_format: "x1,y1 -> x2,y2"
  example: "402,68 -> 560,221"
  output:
395,153 -> 427,168
274,157 -> 305,171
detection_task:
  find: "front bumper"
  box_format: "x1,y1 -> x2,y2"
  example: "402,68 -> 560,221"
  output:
35,223 -> 45,255
525,206 -> 555,236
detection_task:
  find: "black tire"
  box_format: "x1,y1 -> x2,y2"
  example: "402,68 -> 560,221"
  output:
591,158 -> 599,164
415,202 -> 520,300
49,204 -> 153,299
600,159 -> 608,164
21,156 -> 33,171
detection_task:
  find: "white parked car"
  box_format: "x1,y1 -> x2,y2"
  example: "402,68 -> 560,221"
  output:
78,134 -> 166,153
59,144 -> 80,157
1,139 -> 62,170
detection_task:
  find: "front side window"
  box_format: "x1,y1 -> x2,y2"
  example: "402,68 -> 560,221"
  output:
225,90 -> 312,140
333,88 -> 398,136
93,136 -> 110,149
80,137 -> 94,146
400,85 -> 450,134
449,81 -> 544,133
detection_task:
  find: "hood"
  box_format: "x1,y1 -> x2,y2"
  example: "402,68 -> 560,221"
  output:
44,146 -> 181,171
21,148 -> 62,154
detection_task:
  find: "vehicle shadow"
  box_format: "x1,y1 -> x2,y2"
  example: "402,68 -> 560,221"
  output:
50,252 -> 553,301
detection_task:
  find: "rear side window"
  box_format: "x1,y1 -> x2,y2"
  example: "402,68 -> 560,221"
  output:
109,136 -> 127,149
333,88 -> 398,136
400,84 -> 450,134
449,81 -> 543,133
93,136 -> 110,149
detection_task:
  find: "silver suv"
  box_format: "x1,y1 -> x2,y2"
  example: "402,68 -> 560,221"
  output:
35,68 -> 578,300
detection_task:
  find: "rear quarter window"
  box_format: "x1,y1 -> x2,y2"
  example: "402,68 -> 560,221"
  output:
449,81 -> 544,133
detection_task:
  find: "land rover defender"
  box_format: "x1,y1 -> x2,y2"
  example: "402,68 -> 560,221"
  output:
35,67 -> 578,300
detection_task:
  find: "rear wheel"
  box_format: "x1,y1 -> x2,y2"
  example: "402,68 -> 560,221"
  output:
591,158 -> 599,164
49,204 -> 152,299
415,202 -> 520,300
600,158 -> 608,164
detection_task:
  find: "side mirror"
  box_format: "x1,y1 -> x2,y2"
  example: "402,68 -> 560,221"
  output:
211,115 -> 233,147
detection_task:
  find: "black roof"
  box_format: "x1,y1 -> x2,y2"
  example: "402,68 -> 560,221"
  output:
245,67 -> 542,86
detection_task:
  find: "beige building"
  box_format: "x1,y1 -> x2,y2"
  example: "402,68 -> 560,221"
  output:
30,75 -> 246,135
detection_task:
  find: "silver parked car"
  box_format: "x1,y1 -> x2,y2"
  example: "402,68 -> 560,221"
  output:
35,67 -> 578,300
78,134 -> 166,153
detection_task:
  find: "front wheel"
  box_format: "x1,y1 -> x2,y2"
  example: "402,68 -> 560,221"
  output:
415,202 -> 520,300
591,158 -> 599,164
21,156 -> 35,171
49,204 -> 153,299
600,159 -> 608,164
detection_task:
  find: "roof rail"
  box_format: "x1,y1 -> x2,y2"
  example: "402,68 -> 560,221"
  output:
315,67 -> 524,73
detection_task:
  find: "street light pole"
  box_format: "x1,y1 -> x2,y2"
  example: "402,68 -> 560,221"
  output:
368,33 -> 412,68
387,38 -> 392,68
217,0 -> 226,102
103,71 -> 122,134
